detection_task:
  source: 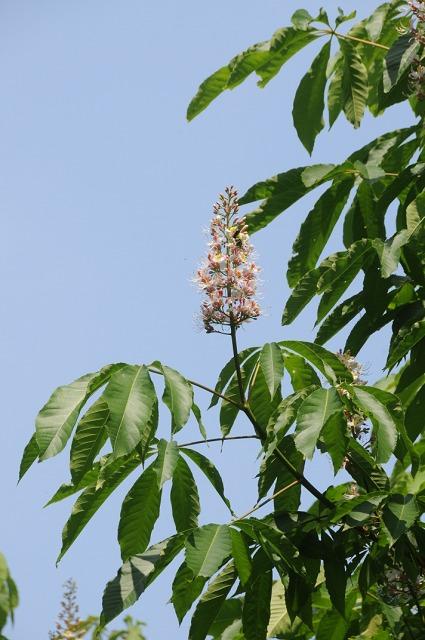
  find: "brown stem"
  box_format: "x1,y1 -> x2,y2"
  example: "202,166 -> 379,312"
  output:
231,480 -> 299,523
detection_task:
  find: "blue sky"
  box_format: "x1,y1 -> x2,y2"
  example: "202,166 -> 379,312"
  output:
1,2 -> 413,638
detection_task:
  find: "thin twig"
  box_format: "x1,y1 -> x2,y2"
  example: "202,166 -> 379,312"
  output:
179,435 -> 259,448
318,28 -> 390,50
231,480 -> 299,524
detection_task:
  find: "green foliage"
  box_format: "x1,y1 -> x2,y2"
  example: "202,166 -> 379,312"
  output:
0,554 -> 18,640
21,2 -> 425,639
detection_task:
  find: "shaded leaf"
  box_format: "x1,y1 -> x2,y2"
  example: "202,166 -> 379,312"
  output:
209,347 -> 260,409
181,448 -> 234,515
152,362 -> 193,434
279,341 -> 352,385
170,455 -> 200,533
230,528 -> 252,587
387,318 -> 425,370
18,432 -> 39,481
242,570 -> 272,640
118,466 -> 161,561
101,534 -> 186,625
153,438 -> 179,489
171,562 -> 206,625
321,409 -> 349,474
58,454 -> 142,562
70,398 -> 109,485
188,562 -> 237,640
293,41 -> 331,154
382,494 -> 419,544
339,38 -> 368,127
315,292 -> 364,345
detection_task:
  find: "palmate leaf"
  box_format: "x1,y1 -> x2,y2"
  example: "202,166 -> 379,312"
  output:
171,454 -> 200,533
279,341 -> 352,385
180,448 -> 234,515
118,466 -> 161,561
293,40 -> 331,154
101,533 -> 187,625
293,388 -> 344,459
103,365 -> 156,459
151,362 -> 193,434
57,453 -> 142,562
185,524 -> 232,580
242,570 -> 272,640
188,561 -> 237,640
36,363 -> 125,462
287,177 -> 354,288
69,398 -> 109,485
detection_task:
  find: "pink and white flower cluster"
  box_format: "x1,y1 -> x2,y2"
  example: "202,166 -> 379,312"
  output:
195,187 -> 261,334
406,1 -> 425,98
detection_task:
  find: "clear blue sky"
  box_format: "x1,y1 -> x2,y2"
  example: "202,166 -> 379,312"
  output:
1,2 -> 412,638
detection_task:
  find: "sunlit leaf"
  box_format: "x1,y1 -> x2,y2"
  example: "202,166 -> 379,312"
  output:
185,524 -> 232,580
339,38 -> 368,127
259,342 -> 284,398
294,388 -> 343,459
352,386 -> 400,463
36,363 -> 125,461
153,439 -> 179,490
18,432 -> 39,481
230,528 -> 252,587
209,347 -> 260,409
171,562 -> 206,624
279,341 -> 352,385
315,292 -> 364,345
103,365 -> 156,459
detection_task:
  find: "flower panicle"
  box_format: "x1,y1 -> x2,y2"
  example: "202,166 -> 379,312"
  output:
194,186 -> 261,334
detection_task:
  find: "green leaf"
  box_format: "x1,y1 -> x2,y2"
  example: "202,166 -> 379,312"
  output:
352,386 -> 400,463
57,454 -> 142,562
294,388 -> 343,459
18,432 -> 39,481
101,533 -> 186,625
103,365 -> 156,459
287,178 -> 354,287
209,347 -> 260,409
372,231 -> 408,278
346,439 -> 389,493
330,491 -> 387,527
152,362 -> 193,434
220,354 -> 259,436
316,240 -> 372,324
291,9 -> 314,30
283,354 -> 321,392
152,438 -> 179,489
180,448 -> 234,515
187,67 -> 231,121
323,547 -> 346,617
279,341 -> 352,385
118,465 -> 161,561
387,318 -> 425,370
36,363 -> 125,461
315,293 -> 364,345
293,40 -> 331,154
69,398 -> 109,485
192,402 -> 207,440
328,55 -> 344,128
170,455 -> 200,533
171,562 -> 206,625
383,33 -> 419,93
242,570 -> 272,640
249,366 -> 282,429
339,37 -> 368,127
282,263 -> 329,326
382,494 -> 419,544
259,342 -> 284,398
185,524 -> 232,580
321,409 -> 349,474
230,528 -> 252,587
188,561 -> 237,640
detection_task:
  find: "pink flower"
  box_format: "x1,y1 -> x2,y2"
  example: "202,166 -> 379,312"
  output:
194,187 -> 261,334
